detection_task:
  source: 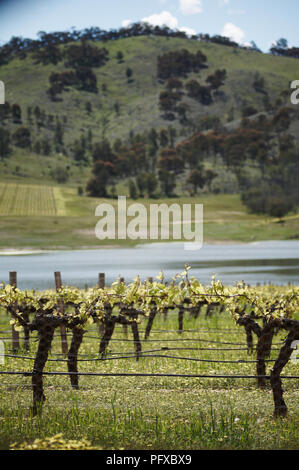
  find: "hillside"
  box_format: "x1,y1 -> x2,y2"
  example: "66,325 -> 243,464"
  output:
1,34 -> 299,191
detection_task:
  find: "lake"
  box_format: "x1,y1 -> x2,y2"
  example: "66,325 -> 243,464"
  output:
0,240 -> 298,290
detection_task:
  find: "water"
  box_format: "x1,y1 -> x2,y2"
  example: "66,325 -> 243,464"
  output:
0,240 -> 298,290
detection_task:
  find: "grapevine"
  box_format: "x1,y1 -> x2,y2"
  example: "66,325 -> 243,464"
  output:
0,266 -> 298,417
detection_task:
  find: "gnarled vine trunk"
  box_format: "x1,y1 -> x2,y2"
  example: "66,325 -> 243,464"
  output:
31,322 -> 55,416
67,327 -> 84,389
131,321 -> 142,361
144,306 -> 157,340
270,328 -> 299,417
256,322 -> 275,388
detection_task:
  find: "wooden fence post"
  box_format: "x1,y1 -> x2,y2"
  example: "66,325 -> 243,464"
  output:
98,273 -> 105,289
54,272 -> 68,354
9,271 -> 20,352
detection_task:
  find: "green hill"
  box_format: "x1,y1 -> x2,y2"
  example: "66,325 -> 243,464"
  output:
0,31 -> 298,250
1,34 -> 299,189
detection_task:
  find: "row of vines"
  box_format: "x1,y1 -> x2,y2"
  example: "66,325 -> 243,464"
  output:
0,183 -> 57,216
0,266 -> 298,417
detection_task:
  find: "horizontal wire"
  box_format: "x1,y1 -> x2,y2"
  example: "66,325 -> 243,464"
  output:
3,352 -> 276,364
1,370 -> 299,379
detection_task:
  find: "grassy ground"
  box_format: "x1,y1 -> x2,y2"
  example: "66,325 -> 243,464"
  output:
0,307 -> 299,450
0,183 -> 298,249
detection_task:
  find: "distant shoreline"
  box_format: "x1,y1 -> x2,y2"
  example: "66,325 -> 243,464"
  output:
1,239 -> 297,256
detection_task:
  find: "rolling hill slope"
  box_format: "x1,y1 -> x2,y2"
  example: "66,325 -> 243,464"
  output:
0,34 -> 299,188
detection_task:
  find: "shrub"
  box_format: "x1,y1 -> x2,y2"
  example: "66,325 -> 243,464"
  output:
241,187 -> 294,217
51,164 -> 69,183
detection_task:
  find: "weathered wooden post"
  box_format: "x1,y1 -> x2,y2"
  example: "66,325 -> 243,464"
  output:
98,273 -> 105,289
9,271 -> 20,352
54,272 -> 68,354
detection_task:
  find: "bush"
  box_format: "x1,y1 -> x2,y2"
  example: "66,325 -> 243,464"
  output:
241,187 -> 294,217
12,127 -> 31,148
51,165 -> 69,183
265,196 -> 294,218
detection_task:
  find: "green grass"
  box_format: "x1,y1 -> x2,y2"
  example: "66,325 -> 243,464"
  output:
0,307 -> 299,450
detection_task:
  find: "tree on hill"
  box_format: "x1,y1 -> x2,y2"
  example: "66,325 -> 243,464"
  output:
253,73 -> 266,94
176,102 -> 189,123
186,80 -> 212,105
159,129 -> 169,148
250,41 -> 262,53
166,78 -> 183,91
72,139 -> 88,163
41,137 -> 51,155
0,127 -> 10,158
33,44 -> 62,65
205,169 -> 218,191
158,169 -> 176,197
86,160 -> 117,197
135,172 -> 158,198
206,69 -> 227,90
48,68 -> 98,98
117,51 -> 124,63
92,139 -> 116,163
159,90 -> 181,114
275,38 -> 288,50
186,169 -> 205,195
126,67 -> 133,82
75,67 -> 98,92
64,41 -> 109,68
11,104 -> 22,124
157,49 -> 207,80
158,148 -> 185,174
54,120 -> 64,146
12,127 -> 31,148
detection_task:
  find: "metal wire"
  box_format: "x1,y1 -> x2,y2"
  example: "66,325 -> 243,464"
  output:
1,370 -> 299,379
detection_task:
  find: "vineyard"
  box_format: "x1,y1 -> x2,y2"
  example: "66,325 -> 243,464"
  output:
0,183 -> 57,216
0,268 -> 299,450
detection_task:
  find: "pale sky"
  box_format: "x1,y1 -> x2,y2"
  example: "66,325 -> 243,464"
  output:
0,0 -> 298,52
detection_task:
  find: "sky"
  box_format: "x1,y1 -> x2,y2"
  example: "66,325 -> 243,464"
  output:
0,0 -> 298,52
